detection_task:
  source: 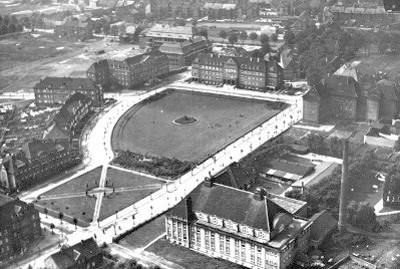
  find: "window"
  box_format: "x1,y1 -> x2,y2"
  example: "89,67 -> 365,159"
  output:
234,240 -> 240,258
205,230 -> 210,249
219,235 -> 225,252
226,237 -> 230,255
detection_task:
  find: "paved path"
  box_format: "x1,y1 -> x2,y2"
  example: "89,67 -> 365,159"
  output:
92,164 -> 109,225
109,164 -> 171,183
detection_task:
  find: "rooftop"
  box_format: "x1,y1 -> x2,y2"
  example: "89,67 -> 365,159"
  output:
35,77 -> 96,91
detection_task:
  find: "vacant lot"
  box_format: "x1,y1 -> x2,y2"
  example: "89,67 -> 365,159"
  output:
112,90 -> 282,163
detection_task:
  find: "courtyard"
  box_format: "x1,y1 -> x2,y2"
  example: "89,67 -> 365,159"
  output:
111,89 -> 284,163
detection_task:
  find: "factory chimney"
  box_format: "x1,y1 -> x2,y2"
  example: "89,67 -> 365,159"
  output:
338,139 -> 349,232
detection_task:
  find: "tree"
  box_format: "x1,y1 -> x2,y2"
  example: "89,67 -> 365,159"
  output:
239,31 -> 247,44
16,24 -> 23,32
196,28 -> 208,39
219,30 -> 227,39
249,32 -> 258,44
191,19 -> 198,26
306,133 -> 324,153
44,208 -> 48,218
3,15 -> 10,26
58,212 -> 64,224
175,18 -> 186,26
50,223 -> 55,234
1,24 -> 7,35
110,25 -> 119,38
271,33 -> 278,42
73,217 -> 78,229
284,30 -> 295,44
10,15 -> 17,25
228,34 -> 238,45
23,17 -> 31,29
118,24 -> 126,35
133,26 -> 144,41
354,202 -> 377,229
103,21 -> 110,35
259,33 -> 271,53
7,23 -> 16,34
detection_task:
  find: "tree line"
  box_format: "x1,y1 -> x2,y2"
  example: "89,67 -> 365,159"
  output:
0,15 -> 24,36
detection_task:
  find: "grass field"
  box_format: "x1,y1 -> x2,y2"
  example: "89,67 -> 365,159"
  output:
105,167 -> 166,188
40,166 -> 102,197
121,214 -> 166,249
112,90 -> 282,163
147,238 -> 246,269
98,186 -> 162,221
36,195 -> 96,225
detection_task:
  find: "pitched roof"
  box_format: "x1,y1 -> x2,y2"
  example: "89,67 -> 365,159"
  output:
35,77 -> 96,91
54,92 -> 92,128
21,139 -> 68,162
322,75 -> 358,98
46,238 -> 101,269
159,36 -> 209,55
145,24 -> 194,40
168,183 -> 306,231
0,194 -> 30,229
309,210 -> 337,243
375,79 -> 398,101
262,159 -> 315,181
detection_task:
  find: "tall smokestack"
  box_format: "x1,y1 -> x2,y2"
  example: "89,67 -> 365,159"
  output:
338,139 -> 349,232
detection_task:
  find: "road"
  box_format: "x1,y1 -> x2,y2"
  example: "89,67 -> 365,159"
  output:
15,82 -> 303,268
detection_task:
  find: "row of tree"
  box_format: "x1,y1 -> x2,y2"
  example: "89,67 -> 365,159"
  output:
0,15 -> 24,36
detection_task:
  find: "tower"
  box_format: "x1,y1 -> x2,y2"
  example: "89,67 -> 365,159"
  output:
338,139 -> 349,232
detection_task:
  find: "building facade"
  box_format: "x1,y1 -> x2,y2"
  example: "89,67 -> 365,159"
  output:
166,181 -> 311,269
192,53 -> 284,91
87,50 -> 169,89
0,194 -> 41,263
0,140 -> 81,193
34,77 -> 103,107
159,36 -> 212,71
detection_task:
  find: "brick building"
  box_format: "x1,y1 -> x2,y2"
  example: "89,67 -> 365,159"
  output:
0,194 -> 41,263
44,93 -> 93,145
159,36 -> 212,71
303,75 -> 400,124
0,139 -> 81,193
166,180 -> 311,269
87,50 -> 169,89
55,19 -> 93,40
45,238 -> 103,269
192,53 -> 284,91
34,77 -> 103,107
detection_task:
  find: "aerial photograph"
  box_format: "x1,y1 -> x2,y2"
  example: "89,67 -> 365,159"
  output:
1,0 -> 400,268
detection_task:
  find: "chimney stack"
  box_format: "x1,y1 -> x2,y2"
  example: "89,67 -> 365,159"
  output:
338,139 -> 349,232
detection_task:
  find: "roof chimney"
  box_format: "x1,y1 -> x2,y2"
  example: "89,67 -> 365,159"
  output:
204,177 -> 213,187
253,187 -> 266,201
338,139 -> 349,232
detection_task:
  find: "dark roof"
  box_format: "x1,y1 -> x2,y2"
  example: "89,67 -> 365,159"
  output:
109,50 -> 164,67
35,77 -> 96,91
167,183 -> 305,232
303,86 -> 321,102
262,159 -> 315,181
159,36 -> 209,55
309,210 -> 337,243
21,139 -> 68,162
87,59 -> 109,73
196,53 -> 268,72
322,75 -> 358,98
0,194 -> 31,229
46,238 -> 101,269
375,79 -> 398,101
54,93 -> 91,128
213,163 -> 257,188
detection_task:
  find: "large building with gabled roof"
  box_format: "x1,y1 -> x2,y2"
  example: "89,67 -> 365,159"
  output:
165,180 -> 311,269
34,77 -> 103,107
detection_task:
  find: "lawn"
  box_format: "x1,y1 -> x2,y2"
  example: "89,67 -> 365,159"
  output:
105,167 -> 166,188
40,166 -> 102,197
35,195 -> 96,225
121,214 -> 166,249
112,90 -> 283,163
147,238 -> 246,269
98,185 -> 162,221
